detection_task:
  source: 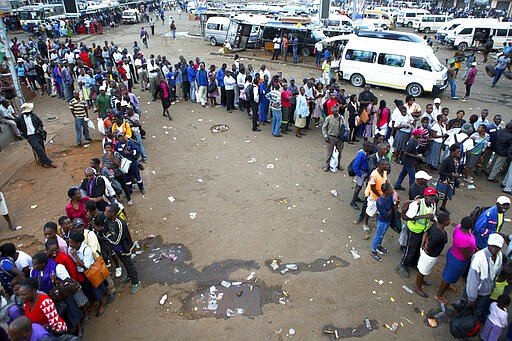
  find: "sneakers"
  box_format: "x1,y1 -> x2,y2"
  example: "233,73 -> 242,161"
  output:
376,246 -> 389,255
363,224 -> 371,233
370,251 -> 382,262
127,200 -> 133,206
130,281 -> 141,294
115,267 -> 122,278
350,202 -> 360,210
464,178 -> 474,184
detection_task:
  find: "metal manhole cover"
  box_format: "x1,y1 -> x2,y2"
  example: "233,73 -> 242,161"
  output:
210,124 -> 229,134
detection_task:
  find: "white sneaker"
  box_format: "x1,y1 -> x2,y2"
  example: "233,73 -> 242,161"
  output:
115,267 -> 122,278
363,225 -> 371,233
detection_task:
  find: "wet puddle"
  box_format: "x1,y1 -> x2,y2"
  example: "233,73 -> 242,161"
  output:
323,319 -> 379,339
265,256 -> 349,275
135,235 -> 259,285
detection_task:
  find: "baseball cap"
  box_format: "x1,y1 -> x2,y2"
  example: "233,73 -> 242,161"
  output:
471,62 -> 477,66
424,188 -> 437,196
488,233 -> 504,248
433,98 -> 441,104
415,171 -> 432,181
72,218 -> 84,228
497,196 -> 511,205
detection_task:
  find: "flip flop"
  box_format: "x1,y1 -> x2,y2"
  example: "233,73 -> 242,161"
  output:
434,295 -> 449,305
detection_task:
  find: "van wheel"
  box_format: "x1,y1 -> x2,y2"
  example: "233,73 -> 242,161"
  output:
423,27 -> 430,34
381,24 -> 388,30
458,42 -> 468,50
406,83 -> 423,97
407,21 -> 413,28
210,37 -> 217,46
350,74 -> 365,87
302,47 -> 311,57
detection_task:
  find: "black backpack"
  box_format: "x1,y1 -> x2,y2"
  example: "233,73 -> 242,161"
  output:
245,84 -> 254,102
469,206 -> 490,226
347,158 -> 356,177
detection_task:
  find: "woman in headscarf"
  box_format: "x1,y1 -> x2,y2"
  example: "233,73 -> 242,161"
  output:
156,76 -> 171,120
294,87 -> 309,138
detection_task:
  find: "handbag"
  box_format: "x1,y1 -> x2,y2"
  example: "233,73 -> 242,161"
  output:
120,157 -> 132,174
449,306 -> 479,338
207,82 -> 217,93
84,255 -> 110,288
359,109 -> 370,124
390,209 -> 402,233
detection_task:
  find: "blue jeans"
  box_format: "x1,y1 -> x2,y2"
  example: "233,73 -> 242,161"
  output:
372,220 -> 390,251
448,79 -> 456,98
293,47 -> 298,63
74,117 -> 90,145
271,108 -> 282,136
492,68 -> 505,86
63,83 -> 73,101
172,30 -> 176,39
316,52 -> 322,66
259,100 -> 269,122
133,131 -> 147,160
189,82 -> 196,102
395,163 -> 416,188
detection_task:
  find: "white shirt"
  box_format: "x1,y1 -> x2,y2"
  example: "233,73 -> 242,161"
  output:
147,60 -> 159,79
259,69 -> 271,80
431,122 -> 447,144
69,242 -> 94,272
65,52 -> 75,64
236,73 -> 245,87
273,37 -> 281,49
23,114 -> 36,135
224,75 -> 236,90
123,64 -> 131,80
422,111 -> 435,128
112,51 -> 123,63
14,251 -> 32,271
432,105 -> 441,118
488,302 -> 508,328
0,105 -> 15,119
315,41 -> 323,52
134,58 -> 146,72
389,107 -> 401,128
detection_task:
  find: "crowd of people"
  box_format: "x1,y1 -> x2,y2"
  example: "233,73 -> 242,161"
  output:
2,4 -> 512,339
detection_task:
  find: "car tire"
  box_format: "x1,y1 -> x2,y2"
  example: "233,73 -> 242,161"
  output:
210,37 -> 217,46
350,74 -> 365,87
302,47 -> 310,57
423,27 -> 430,34
406,83 -> 424,97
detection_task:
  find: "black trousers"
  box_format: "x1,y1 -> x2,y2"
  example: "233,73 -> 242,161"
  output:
182,81 -> 190,100
465,83 -> 472,97
250,101 -> 259,130
272,49 -> 280,60
119,254 -> 139,285
220,86 -> 226,106
27,134 -> 52,166
400,229 -> 424,267
114,174 -> 131,201
226,89 -> 234,111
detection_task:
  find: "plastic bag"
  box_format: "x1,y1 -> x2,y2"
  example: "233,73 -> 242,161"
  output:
86,118 -> 95,130
329,147 -> 339,172
97,118 -> 105,135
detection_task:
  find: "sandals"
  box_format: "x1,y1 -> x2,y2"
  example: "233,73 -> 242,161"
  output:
370,251 -> 382,262
376,246 -> 389,255
414,287 -> 428,298
434,295 -> 450,305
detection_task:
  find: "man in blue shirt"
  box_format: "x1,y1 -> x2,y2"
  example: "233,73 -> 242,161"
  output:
196,62 -> 208,107
216,63 -> 226,107
114,131 -> 144,194
187,61 -> 196,102
350,141 -> 372,210
473,196 -> 510,249
259,75 -> 270,125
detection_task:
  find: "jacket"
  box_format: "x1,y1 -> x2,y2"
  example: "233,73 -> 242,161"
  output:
79,176 -> 108,211
103,216 -> 134,255
494,128 -> 512,157
466,248 -> 502,301
473,206 -> 503,249
114,139 -> 140,162
216,69 -> 225,87
15,113 -> 44,138
187,66 -> 196,83
196,69 -> 208,86
352,150 -> 369,177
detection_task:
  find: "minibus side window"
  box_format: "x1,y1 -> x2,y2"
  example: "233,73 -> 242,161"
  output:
345,49 -> 376,63
459,28 -> 472,35
410,57 -> 431,71
496,29 -> 507,37
207,23 -> 218,30
377,53 -> 406,67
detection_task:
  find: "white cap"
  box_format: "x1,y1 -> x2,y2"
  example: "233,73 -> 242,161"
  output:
497,196 -> 511,205
433,98 -> 441,104
471,62 -> 477,66
488,233 -> 504,248
415,171 -> 432,180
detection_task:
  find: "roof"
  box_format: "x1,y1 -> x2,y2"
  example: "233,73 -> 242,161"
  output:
356,30 -> 425,43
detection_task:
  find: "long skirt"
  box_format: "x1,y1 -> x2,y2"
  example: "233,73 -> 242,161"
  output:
426,141 -> 443,167
392,130 -> 410,152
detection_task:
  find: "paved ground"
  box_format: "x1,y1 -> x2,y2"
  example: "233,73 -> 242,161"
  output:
1,11 -> 511,341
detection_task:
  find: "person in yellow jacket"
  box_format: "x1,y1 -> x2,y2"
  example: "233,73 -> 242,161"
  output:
398,187 -> 437,278
111,115 -> 132,139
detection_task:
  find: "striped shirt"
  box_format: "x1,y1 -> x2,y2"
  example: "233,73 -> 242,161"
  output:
69,98 -> 87,118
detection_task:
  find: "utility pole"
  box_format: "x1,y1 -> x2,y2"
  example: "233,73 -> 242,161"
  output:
0,18 -> 25,105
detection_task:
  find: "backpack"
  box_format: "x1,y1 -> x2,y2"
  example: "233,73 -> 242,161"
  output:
347,158 -> 356,177
469,206 -> 490,226
245,84 -> 254,102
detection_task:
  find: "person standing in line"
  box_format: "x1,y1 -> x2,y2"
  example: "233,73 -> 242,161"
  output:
488,122 -> 512,182
280,82 -> 292,133
371,182 -> 396,262
149,17 -> 155,36
69,90 -> 91,147
282,35 -> 289,61
322,56 -> 331,85
314,40 -> 323,67
350,141 -> 372,209
322,105 -> 346,171
147,56 -> 160,101
462,62 -> 478,101
187,60 -> 197,103
394,129 -> 423,191
16,103 -> 56,168
223,71 -> 236,113
259,74 -> 270,125
196,62 -> 208,108
0,192 -> 21,231
216,63 -> 227,108
294,86 -> 309,137
61,61 -> 73,102
414,212 -> 450,298
492,53 -> 511,88
266,83 -> 283,137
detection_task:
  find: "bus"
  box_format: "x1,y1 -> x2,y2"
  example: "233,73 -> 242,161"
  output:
15,4 -> 66,26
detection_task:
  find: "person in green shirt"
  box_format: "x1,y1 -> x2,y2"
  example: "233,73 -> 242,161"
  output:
95,87 -> 111,119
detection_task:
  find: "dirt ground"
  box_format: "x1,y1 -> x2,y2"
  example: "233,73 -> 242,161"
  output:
2,11 -> 512,341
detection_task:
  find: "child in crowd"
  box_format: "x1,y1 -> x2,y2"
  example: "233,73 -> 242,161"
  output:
481,294 -> 510,341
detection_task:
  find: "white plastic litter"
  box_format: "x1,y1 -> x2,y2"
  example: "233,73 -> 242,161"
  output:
160,295 -> 167,305
189,212 -> 197,219
331,190 -> 338,197
266,164 -> 275,169
168,196 -> 175,203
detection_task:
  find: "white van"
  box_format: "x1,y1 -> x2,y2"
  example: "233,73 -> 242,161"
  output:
205,17 -> 230,46
363,10 -> 392,29
396,9 -> 429,27
412,14 -> 452,33
445,21 -> 512,50
436,18 -> 498,44
339,36 -> 447,97
122,9 -> 139,24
